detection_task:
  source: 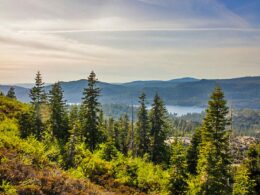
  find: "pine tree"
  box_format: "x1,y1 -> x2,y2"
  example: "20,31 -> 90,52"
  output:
169,138 -> 188,195
136,93 -> 150,157
98,110 -> 107,144
48,82 -> 69,141
118,114 -> 130,155
192,86 -> 232,194
113,121 -> 120,150
29,71 -> 46,139
149,93 -> 169,164
6,87 -> 16,99
187,128 -> 202,175
81,71 -> 101,152
246,143 -> 260,193
69,105 -> 80,128
65,122 -> 81,169
233,164 -> 256,195
106,117 -> 115,143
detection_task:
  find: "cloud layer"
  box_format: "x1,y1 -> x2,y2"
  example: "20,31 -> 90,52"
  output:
0,0 -> 260,83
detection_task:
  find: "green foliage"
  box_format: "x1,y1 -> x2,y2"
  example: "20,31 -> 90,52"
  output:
96,142 -> 119,161
136,93 -> 150,157
48,82 -> 69,141
0,118 -> 19,135
246,143 -> 260,192
111,153 -> 170,193
116,114 -> 130,154
233,165 -> 256,195
187,128 -> 202,175
0,96 -> 30,121
191,86 -> 232,194
81,71 -> 102,152
2,72 -> 260,194
6,87 -> 16,99
79,152 -> 111,179
29,71 -> 47,139
169,139 -> 188,194
0,180 -> 17,195
149,93 -> 169,164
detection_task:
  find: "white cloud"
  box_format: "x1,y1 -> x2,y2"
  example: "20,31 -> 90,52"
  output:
0,0 -> 259,83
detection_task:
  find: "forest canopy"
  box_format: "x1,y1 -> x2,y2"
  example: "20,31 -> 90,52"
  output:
0,71 -> 259,195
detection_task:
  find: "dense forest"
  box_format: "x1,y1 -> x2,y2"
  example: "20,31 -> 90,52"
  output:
0,71 -> 259,194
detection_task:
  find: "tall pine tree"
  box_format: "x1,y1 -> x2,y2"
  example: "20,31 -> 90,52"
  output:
118,114 -> 130,155
81,71 -> 101,152
191,86 -> 232,194
187,128 -> 202,175
29,71 -> 46,139
149,93 -> 169,164
169,138 -> 188,194
6,87 -> 16,99
48,82 -> 69,141
136,93 -> 150,157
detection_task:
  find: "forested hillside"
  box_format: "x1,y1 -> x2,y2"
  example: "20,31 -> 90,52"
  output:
1,76 -> 260,108
0,71 -> 259,194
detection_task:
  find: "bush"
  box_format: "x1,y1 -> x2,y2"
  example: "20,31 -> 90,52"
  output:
111,154 -> 170,193
79,153 -> 112,179
0,180 -> 17,195
96,142 -> 119,161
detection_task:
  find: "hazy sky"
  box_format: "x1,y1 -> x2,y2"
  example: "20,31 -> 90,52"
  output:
0,0 -> 260,83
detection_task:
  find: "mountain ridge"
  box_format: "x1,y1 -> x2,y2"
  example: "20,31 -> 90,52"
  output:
1,76 -> 260,109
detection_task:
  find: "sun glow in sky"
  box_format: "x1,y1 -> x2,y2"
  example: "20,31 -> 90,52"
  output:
0,0 -> 260,83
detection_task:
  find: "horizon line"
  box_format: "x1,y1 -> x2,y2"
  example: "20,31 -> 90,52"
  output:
1,75 -> 260,86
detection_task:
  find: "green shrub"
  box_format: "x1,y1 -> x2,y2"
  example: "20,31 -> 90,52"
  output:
111,154 -> 170,193
95,142 -> 119,161
79,153 -> 112,178
0,180 -> 17,195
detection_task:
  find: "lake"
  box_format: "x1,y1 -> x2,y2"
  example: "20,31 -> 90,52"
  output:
165,105 -> 205,116
147,105 -> 205,116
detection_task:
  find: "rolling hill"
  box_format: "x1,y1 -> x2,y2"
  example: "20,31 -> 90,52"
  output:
1,76 -> 260,109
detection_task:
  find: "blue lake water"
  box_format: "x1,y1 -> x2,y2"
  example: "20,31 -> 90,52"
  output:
146,105 -> 205,116
165,105 -> 205,116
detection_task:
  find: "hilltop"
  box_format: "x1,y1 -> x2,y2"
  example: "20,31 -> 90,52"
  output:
1,76 -> 260,108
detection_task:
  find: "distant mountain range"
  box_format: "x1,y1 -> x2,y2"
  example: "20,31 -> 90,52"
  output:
1,76 -> 260,109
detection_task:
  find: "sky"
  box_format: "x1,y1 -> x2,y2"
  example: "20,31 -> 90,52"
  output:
0,0 -> 260,83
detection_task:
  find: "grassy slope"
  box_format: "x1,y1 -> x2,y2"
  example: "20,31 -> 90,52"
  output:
0,96 -> 146,194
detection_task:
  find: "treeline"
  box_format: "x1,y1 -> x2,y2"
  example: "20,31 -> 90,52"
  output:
0,71 -> 259,194
15,71 -> 170,164
172,109 -> 260,137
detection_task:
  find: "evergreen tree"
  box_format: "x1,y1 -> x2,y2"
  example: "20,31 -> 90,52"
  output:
6,87 -> 16,99
246,143 -> 260,193
98,110 -> 107,143
81,71 -> 101,152
136,93 -> 150,157
29,71 -> 46,139
65,122 -> 81,169
192,86 -> 232,194
18,108 -> 35,138
169,139 -> 188,194
118,114 -> 130,155
149,93 -> 169,164
0,90 -> 4,96
69,105 -> 80,128
106,117 -> 115,143
233,163 -> 256,195
187,128 -> 202,175
112,121 -> 120,150
48,82 -> 69,141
